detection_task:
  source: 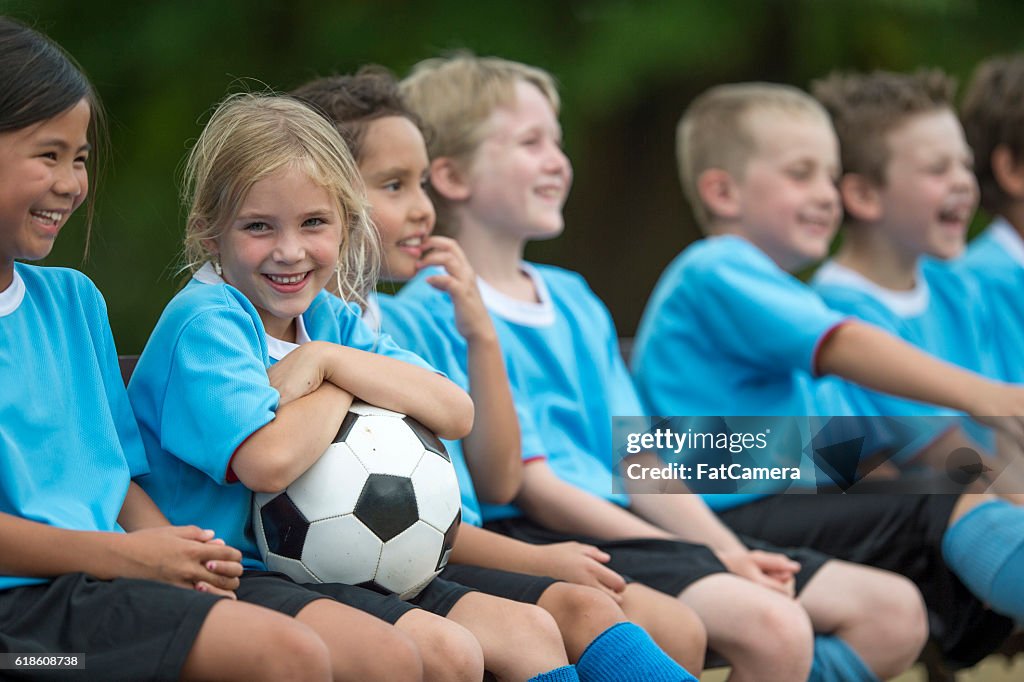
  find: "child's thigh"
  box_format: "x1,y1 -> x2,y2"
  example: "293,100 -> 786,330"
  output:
797,559 -> 924,631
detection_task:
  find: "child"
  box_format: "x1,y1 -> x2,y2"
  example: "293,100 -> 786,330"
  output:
292,67 -> 705,680
0,17 -> 373,682
632,81 -> 1024,668
394,53 -> 930,681
127,90 -> 606,682
959,54 -> 1024,384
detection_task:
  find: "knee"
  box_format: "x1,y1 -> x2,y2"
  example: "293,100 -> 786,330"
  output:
264,621 -> 332,682
741,600 -> 814,668
340,628 -> 423,682
543,582 -> 624,632
509,601 -> 566,650
421,619 -> 484,682
859,577 -> 929,677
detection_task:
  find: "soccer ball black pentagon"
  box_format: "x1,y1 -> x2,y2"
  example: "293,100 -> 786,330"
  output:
252,401 -> 462,599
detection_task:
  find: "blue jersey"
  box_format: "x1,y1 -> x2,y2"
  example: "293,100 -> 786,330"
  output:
958,218 -> 1024,383
632,236 -> 851,511
394,263 -> 634,519
0,264 -> 149,591
373,293 -> 482,527
129,266 -> 435,568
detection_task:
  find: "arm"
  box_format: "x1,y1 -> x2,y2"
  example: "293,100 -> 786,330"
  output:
268,340 -> 473,441
450,523 -> 626,599
231,381 -> 354,493
0,511 -> 241,591
419,236 -> 522,503
117,481 -> 171,531
820,321 -> 1024,424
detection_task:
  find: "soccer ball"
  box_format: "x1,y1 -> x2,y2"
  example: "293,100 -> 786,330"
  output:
252,401 -> 462,599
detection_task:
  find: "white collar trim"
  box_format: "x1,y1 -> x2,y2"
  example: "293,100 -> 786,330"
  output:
363,292 -> 382,331
815,259 -> 930,317
989,217 -> 1024,268
0,269 -> 26,317
193,261 -> 310,358
477,263 -> 555,327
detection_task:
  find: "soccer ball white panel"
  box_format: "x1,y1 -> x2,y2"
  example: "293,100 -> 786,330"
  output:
302,515 -> 383,586
265,552 -> 322,584
376,521 -> 445,597
348,401 -> 405,418
345,415 -> 425,477
287,442 -> 368,521
410,452 -> 462,532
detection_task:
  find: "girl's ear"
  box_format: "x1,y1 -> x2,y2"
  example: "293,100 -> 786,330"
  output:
429,157 -> 471,201
839,173 -> 883,222
697,168 -> 741,219
992,144 -> 1024,200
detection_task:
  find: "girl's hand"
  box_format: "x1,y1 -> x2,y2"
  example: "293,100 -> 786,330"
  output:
969,383 -> 1024,443
117,526 -> 243,597
417,236 -> 495,342
531,542 -> 627,602
267,342 -> 329,407
195,537 -> 245,599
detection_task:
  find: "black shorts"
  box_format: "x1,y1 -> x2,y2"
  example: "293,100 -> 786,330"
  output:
440,564 -> 558,604
239,571 -> 475,623
718,494 -> 1014,667
0,573 -> 222,681
484,516 -> 828,597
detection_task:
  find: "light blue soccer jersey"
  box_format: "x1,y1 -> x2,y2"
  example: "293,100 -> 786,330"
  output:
129,266 -> 436,568
393,263 -> 634,519
958,218 -> 1024,383
0,264 -> 149,591
372,293 -> 481,527
632,236 -> 850,510
813,257 -> 1002,408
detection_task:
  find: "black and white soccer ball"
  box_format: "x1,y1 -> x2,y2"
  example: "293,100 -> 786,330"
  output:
252,401 -> 462,600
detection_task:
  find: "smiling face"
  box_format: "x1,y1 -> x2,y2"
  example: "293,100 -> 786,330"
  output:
872,108 -> 978,261
210,163 -> 343,340
0,98 -> 91,290
731,109 -> 842,270
460,80 -> 572,243
359,116 -> 435,282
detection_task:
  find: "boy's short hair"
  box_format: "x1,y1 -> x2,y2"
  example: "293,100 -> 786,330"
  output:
400,52 -> 560,231
677,82 -> 830,229
291,66 -> 423,165
961,54 -> 1024,215
812,69 -> 956,186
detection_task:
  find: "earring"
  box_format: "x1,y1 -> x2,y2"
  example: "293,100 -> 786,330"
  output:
213,257 -> 223,276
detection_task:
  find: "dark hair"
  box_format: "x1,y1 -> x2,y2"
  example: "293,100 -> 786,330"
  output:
961,54 -> 1024,215
0,16 -> 107,240
812,69 -> 955,186
290,65 -> 425,164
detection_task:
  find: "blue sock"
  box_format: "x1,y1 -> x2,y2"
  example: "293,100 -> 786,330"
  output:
528,665 -> 579,682
576,622 -> 697,682
942,499 -> 1024,621
808,635 -> 878,682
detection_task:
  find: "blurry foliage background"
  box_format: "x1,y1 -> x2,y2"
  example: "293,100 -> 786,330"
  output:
4,0 -> 1022,351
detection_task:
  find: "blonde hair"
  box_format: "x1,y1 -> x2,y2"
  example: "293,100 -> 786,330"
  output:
181,92 -> 379,307
677,82 -> 830,229
400,52 -> 560,233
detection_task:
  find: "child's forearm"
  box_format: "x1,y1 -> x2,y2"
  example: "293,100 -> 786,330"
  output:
117,482 -> 171,531
628,492 -> 747,555
518,460 -> 673,540
461,333 -> 523,504
449,524 -> 539,571
819,321 -> 994,414
231,381 -> 353,493
313,341 -> 474,440
0,511 -> 124,579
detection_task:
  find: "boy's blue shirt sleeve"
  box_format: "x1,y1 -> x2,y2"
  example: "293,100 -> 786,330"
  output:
328,293 -> 439,373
